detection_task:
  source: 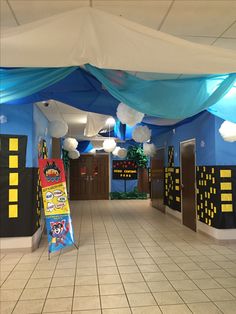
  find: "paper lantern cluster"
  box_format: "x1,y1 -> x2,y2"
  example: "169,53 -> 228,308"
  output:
116,103 -> 144,126
103,138 -> 117,152
112,147 -> 127,159
63,138 -> 78,151
68,150 -> 80,159
48,120 -> 68,138
219,120 -> 236,142
132,125 -> 151,143
143,143 -> 157,157
63,137 -> 80,159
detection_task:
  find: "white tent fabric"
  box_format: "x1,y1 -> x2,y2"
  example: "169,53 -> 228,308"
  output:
84,112 -> 109,137
1,7 -> 236,74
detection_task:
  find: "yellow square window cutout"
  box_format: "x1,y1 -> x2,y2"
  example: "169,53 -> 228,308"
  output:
220,170 -> 231,178
221,204 -> 233,212
9,204 -> 18,218
221,193 -> 232,202
9,173 -> 19,186
220,182 -> 232,190
9,138 -> 18,151
9,189 -> 18,202
9,156 -> 18,168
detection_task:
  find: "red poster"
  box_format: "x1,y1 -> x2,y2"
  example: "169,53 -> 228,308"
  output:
38,159 -> 66,188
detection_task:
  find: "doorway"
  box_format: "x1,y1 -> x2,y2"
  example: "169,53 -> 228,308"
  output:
180,139 -> 196,231
151,148 -> 165,212
70,154 -> 109,200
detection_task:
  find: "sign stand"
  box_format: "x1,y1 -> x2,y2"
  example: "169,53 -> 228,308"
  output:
48,242 -> 78,260
38,159 -> 76,259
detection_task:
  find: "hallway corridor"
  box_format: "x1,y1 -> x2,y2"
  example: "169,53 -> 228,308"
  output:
1,200 -> 236,314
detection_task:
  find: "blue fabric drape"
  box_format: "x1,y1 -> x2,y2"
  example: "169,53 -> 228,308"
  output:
0,67 -> 77,104
1,66 -> 236,124
77,141 -> 94,153
86,64 -> 236,120
208,86 -> 236,123
1,67 -> 120,116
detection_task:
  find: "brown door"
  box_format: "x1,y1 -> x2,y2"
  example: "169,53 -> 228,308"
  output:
70,154 -> 109,200
180,140 -> 196,231
151,148 -> 165,212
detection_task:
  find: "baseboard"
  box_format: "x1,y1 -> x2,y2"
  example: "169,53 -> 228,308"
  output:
165,205 -> 182,222
0,227 -> 43,253
197,221 -> 236,240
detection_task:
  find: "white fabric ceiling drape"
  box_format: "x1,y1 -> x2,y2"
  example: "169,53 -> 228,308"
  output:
1,7 -> 236,74
84,112 -> 110,137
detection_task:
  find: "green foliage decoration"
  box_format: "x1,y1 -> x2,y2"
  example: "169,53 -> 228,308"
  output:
127,145 -> 148,168
62,149 -> 70,171
110,187 -> 147,200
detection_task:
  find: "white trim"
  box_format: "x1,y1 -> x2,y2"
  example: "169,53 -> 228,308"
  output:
197,221 -> 236,240
165,205 -> 182,221
0,227 -> 42,252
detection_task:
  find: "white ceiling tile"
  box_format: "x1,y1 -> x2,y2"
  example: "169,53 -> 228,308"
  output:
213,38 -> 236,50
161,0 -> 236,37
62,113 -> 87,124
94,0 -> 172,29
180,36 -> 215,46
1,0 -> 18,27
9,0 -> 90,25
222,22 -> 236,38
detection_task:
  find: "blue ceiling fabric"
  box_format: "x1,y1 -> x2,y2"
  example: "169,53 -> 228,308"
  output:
208,86 -> 236,123
0,67 -> 77,104
86,64 -> 236,121
77,141 -> 94,153
0,67 -> 120,115
1,66 -> 236,127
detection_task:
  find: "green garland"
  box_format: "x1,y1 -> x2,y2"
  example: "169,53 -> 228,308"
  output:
127,145 -> 148,168
62,149 -> 70,171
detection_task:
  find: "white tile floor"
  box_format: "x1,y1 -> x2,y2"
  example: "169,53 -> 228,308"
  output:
1,200 -> 236,313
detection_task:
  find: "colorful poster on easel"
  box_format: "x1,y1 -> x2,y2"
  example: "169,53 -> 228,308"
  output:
38,159 -> 75,254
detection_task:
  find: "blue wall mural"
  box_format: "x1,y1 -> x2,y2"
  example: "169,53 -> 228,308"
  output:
153,111 -> 236,166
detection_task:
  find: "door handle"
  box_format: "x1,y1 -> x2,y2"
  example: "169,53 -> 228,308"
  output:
90,175 -> 94,181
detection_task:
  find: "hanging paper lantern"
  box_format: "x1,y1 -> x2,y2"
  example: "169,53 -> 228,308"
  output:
219,121 -> 236,142
112,146 -> 121,156
132,125 -> 151,143
63,137 -> 78,151
116,103 -> 144,126
143,143 -> 157,157
103,139 -> 116,152
48,120 -> 68,138
68,150 -> 80,159
117,148 -> 127,159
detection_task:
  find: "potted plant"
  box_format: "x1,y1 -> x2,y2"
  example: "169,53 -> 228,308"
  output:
127,145 -> 149,193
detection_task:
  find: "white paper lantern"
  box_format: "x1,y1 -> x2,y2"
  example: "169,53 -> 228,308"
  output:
103,139 -> 117,152
68,150 -> 80,159
63,137 -> 78,151
112,146 -> 121,156
48,120 -> 68,138
116,103 -> 144,126
132,125 -> 151,143
219,121 -> 236,142
143,143 -> 157,157
117,148 -> 127,159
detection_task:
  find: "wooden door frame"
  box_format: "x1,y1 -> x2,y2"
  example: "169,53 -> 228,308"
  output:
69,153 -> 110,200
151,146 -> 165,212
180,139 -> 197,231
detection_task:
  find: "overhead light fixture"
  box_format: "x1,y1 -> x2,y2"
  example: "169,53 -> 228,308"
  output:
106,117 -> 116,127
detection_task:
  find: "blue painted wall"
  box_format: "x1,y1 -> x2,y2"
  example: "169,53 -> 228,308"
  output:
0,103 -> 52,167
215,116 -> 236,165
0,103 -> 34,167
153,111 -> 236,166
